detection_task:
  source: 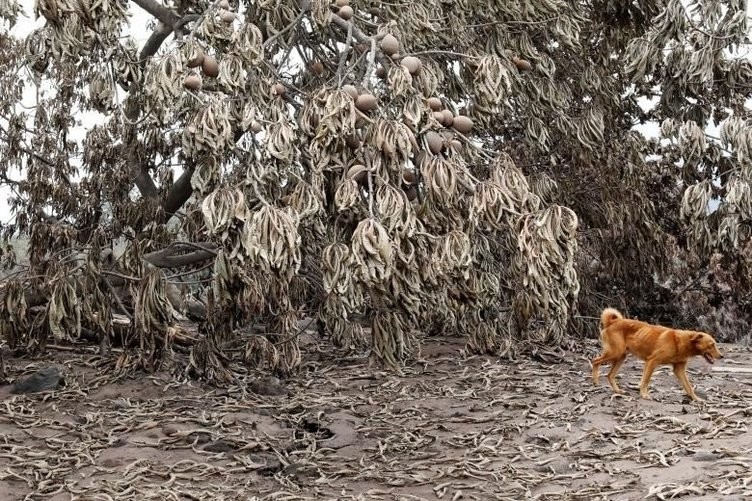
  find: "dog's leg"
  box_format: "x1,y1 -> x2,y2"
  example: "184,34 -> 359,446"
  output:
639,359 -> 659,399
606,355 -> 626,393
591,355 -> 606,385
673,362 -> 701,401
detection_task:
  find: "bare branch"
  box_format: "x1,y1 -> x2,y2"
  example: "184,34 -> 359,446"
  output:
161,165 -> 195,222
140,29 -> 172,61
329,13 -> 389,68
123,140 -> 158,199
130,0 -> 180,27
139,13 -> 202,60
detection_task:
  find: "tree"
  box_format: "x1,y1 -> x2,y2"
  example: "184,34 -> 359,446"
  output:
0,0 -> 750,380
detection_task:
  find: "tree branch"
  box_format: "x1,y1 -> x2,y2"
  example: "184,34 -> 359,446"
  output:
143,242 -> 218,268
123,1 -> 219,211
264,2 -> 308,49
131,0 -> 180,27
329,13 -> 390,68
124,15 -> 189,201
140,29 -> 172,61
139,13 -> 202,60
160,165 -> 195,222
124,140 -> 158,199
124,4 -> 202,202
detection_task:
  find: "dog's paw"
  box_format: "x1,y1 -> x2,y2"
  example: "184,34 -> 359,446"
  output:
640,393 -> 652,400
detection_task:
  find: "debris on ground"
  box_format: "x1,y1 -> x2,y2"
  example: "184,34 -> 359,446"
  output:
0,338 -> 750,500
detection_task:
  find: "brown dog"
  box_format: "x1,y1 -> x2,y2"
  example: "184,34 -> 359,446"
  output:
591,308 -> 723,401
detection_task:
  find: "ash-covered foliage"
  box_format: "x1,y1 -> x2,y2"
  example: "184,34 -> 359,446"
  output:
0,0 -> 750,378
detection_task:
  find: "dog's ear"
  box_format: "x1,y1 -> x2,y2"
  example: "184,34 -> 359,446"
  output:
691,332 -> 704,343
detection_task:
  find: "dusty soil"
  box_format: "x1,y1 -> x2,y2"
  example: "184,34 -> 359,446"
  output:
1,336 -> 751,501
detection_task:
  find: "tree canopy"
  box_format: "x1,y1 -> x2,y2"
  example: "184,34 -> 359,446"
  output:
0,0 -> 750,379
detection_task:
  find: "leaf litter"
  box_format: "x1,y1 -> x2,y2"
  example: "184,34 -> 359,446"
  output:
0,336 -> 751,500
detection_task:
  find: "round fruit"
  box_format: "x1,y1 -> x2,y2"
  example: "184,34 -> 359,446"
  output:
355,93 -> 377,112
427,97 -> 442,111
452,115 -> 473,134
375,66 -> 386,79
342,84 -> 358,99
184,73 -> 202,90
512,56 -> 532,71
338,5 -> 354,19
218,0 -> 230,9
380,34 -> 399,56
440,109 -> 454,127
201,55 -> 219,77
273,83 -> 286,96
346,134 -> 361,149
402,169 -> 417,185
400,56 -> 422,75
425,131 -> 443,154
219,10 -> 236,23
404,185 -> 418,201
432,111 -> 444,123
250,120 -> 263,133
310,61 -> 325,75
450,139 -> 462,150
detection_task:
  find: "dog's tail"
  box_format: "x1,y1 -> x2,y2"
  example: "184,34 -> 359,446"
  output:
600,308 -> 623,329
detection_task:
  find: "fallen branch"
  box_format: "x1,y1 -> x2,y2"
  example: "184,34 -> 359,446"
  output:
143,242 -> 218,268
